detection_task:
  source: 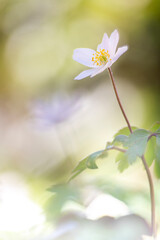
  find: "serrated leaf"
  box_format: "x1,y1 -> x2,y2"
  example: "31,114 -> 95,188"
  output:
114,126 -> 137,137
113,134 -> 129,147
126,129 -> 150,164
69,149 -> 107,181
125,148 -> 138,164
128,129 -> 150,145
106,126 -> 137,150
116,152 -> 129,172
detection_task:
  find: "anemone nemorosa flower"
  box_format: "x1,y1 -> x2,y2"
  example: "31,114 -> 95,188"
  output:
73,30 -> 128,80
32,93 -> 80,128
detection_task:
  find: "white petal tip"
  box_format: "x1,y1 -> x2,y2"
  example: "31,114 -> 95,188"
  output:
123,45 -> 129,53
74,75 -> 82,80
103,32 -> 109,38
111,29 -> 119,36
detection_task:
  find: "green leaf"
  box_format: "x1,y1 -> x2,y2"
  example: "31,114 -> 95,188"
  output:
125,148 -> 138,164
113,134 -> 129,147
114,126 -> 137,137
106,141 -> 114,150
126,129 -> 150,164
86,150 -> 106,169
106,126 -> 137,150
48,184 -> 80,201
70,150 -> 107,181
155,136 -> 160,164
69,159 -> 87,181
145,137 -> 156,167
156,129 -> 160,134
154,160 -> 160,179
128,129 -> 150,146
116,152 -> 129,172
145,133 -> 160,175
149,122 -> 160,132
45,184 -> 80,219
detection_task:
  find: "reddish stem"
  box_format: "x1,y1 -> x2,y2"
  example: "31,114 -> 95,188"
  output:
108,67 -> 156,238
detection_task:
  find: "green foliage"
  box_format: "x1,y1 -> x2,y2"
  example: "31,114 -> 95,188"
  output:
48,184 -> 79,200
153,135 -> 160,178
70,125 -> 160,180
112,129 -> 150,165
45,184 -> 80,220
155,135 -> 160,164
114,126 -> 138,137
110,127 -> 160,172
113,134 -> 129,146
116,152 -> 129,172
154,161 -> 160,178
125,129 -> 150,164
147,122 -> 160,177
69,159 -> 87,181
145,137 -> 156,167
149,122 -> 160,132
70,150 -> 108,181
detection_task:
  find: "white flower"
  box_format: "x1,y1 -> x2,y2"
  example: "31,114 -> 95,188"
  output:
73,30 -> 128,80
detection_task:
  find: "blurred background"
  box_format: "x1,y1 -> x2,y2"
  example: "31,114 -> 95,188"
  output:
0,0 -> 160,239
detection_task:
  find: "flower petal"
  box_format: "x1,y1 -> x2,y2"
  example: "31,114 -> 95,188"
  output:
112,46 -> 128,64
109,30 -> 119,57
90,62 -> 111,77
97,33 -> 109,51
73,48 -> 96,68
74,68 -> 96,80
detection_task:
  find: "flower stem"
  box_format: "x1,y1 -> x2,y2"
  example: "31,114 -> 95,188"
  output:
108,67 -> 156,238
108,68 -> 132,133
141,155 -> 156,238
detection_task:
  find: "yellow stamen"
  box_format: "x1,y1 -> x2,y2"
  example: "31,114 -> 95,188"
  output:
92,49 -> 111,66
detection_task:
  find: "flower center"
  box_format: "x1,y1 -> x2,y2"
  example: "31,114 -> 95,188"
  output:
92,49 -> 111,66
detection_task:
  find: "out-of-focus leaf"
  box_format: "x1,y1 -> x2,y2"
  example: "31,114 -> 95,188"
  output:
155,135 -> 160,164
145,137 -> 156,167
69,150 -> 107,181
154,160 -> 160,179
106,141 -> 114,150
149,122 -> 160,132
69,159 -> 87,181
48,184 -> 79,199
114,126 -> 137,137
116,152 -> 129,172
45,184 -> 80,220
145,133 -> 160,175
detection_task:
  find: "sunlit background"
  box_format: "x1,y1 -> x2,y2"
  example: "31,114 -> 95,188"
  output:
0,0 -> 160,239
